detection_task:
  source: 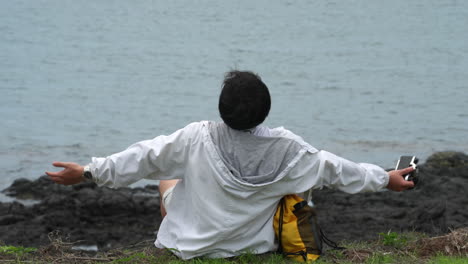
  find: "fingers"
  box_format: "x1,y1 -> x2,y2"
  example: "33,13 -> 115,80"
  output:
405,180 -> 415,189
387,171 -> 416,192
46,162 -> 84,186
394,182 -> 414,192
397,176 -> 415,191
45,171 -> 64,184
398,166 -> 415,175
52,161 -> 73,168
45,171 -> 61,177
397,167 -> 416,190
47,162 -> 69,184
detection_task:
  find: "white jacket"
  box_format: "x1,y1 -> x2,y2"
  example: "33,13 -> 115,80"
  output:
89,121 -> 389,259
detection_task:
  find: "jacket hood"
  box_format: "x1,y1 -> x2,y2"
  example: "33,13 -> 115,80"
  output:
208,122 -> 304,185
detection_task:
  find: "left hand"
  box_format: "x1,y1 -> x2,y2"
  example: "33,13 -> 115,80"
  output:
45,162 -> 84,185
386,167 -> 415,192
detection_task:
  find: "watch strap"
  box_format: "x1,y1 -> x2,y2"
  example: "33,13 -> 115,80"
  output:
82,165 -> 93,181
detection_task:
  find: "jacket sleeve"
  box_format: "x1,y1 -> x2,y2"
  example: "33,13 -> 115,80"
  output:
286,150 -> 390,194
88,122 -> 200,188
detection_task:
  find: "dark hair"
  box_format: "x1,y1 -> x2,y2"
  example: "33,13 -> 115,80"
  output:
218,70 -> 271,130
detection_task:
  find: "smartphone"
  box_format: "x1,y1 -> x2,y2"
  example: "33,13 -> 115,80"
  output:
395,156 -> 418,181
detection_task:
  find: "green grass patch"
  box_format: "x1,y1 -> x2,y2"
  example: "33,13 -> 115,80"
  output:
0,245 -> 37,256
379,231 -> 408,248
428,255 -> 468,264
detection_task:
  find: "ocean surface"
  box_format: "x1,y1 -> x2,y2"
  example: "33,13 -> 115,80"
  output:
1,0 -> 467,194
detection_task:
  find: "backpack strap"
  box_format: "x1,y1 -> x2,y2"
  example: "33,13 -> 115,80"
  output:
320,228 -> 346,250
276,197 -> 285,254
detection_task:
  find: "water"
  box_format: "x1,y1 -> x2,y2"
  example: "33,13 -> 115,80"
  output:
1,0 -> 467,193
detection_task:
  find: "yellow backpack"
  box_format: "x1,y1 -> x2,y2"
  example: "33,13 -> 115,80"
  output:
273,194 -> 322,262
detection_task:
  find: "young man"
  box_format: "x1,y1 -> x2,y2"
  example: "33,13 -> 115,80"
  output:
46,70 -> 414,260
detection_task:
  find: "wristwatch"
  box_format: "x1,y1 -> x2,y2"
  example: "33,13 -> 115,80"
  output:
82,165 -> 93,181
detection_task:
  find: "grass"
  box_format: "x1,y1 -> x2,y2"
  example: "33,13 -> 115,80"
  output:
0,246 -> 37,256
1,228 -> 467,263
428,255 -> 468,264
378,231 -> 409,248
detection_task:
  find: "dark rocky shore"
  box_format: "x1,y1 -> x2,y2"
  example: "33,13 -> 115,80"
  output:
0,180 -> 161,250
1,151 -> 467,250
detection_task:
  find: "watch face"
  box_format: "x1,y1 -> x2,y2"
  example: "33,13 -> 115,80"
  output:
84,171 -> 93,180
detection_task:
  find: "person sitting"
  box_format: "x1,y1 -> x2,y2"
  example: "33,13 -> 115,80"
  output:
46,70 -> 414,260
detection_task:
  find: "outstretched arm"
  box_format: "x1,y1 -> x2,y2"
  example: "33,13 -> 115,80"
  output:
45,162 -> 85,185
285,150 -> 416,195
45,122 -> 201,188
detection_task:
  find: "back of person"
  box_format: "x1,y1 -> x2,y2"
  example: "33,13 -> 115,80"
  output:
155,120 -> 390,259
45,70 -> 414,260
156,121 -> 318,259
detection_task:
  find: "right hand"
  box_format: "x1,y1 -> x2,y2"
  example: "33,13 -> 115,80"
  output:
45,162 -> 84,185
386,167 -> 415,192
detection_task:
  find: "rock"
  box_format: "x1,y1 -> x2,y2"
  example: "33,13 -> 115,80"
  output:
2,176 -> 75,200
424,151 -> 468,170
0,214 -> 26,225
0,176 -> 161,250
